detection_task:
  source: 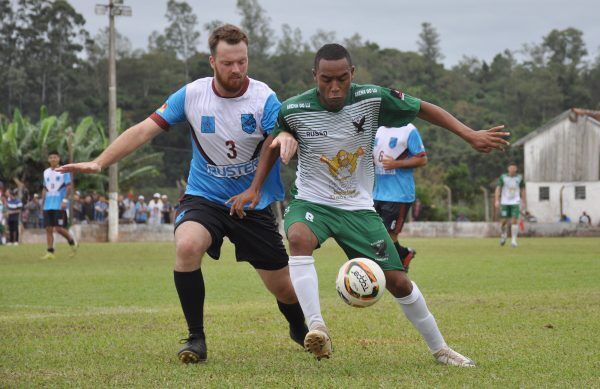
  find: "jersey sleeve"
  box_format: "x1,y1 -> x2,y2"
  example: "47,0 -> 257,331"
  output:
149,85 -> 187,131
64,172 -> 71,185
519,176 -> 525,188
378,87 -> 421,128
261,93 -> 281,135
272,109 -> 294,137
498,175 -> 504,187
408,128 -> 426,157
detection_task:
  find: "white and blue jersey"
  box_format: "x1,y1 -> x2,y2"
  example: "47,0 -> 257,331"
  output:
43,168 -> 71,210
373,124 -> 426,203
149,77 -> 284,209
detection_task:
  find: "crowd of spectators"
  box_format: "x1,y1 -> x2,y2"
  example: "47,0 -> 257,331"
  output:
0,182 -> 176,245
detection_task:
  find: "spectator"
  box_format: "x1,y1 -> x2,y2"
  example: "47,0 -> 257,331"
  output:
578,211 -> 591,226
71,191 -> 83,224
25,193 -> 42,228
559,214 -> 571,223
148,193 -> 163,225
0,191 -> 6,245
81,195 -> 95,224
118,194 -> 125,219
161,194 -> 174,224
94,195 -> 108,222
122,192 -> 136,223
135,195 -> 148,224
6,188 -> 23,245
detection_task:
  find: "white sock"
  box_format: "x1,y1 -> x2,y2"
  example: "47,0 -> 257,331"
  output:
288,256 -> 325,330
511,224 -> 519,243
396,281 -> 446,353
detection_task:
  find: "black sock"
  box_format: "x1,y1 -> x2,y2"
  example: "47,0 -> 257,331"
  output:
394,241 -> 409,259
48,248 -> 55,253
174,269 -> 205,338
277,300 -> 307,333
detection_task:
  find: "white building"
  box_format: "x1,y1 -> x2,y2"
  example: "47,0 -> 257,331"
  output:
513,108 -> 600,224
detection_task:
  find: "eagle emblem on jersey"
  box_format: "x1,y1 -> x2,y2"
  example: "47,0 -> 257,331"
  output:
241,113 -> 257,134
352,116 -> 366,133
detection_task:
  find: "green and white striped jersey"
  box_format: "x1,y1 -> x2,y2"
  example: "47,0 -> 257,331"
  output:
274,84 -> 420,210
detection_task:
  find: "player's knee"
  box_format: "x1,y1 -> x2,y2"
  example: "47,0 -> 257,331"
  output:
175,238 -> 204,262
287,229 -> 315,253
386,272 -> 413,298
270,281 -> 297,303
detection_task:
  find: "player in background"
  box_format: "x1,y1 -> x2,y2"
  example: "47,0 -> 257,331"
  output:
57,24 -> 306,364
494,162 -> 526,247
229,44 -> 510,366
41,151 -> 78,259
373,123 -> 427,271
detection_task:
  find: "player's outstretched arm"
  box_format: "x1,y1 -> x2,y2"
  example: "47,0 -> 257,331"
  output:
56,118 -> 164,174
226,132 -> 297,218
417,101 -> 510,153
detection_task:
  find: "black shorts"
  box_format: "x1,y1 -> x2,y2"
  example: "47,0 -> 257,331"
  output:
374,200 -> 412,234
174,195 -> 288,270
43,210 -> 68,228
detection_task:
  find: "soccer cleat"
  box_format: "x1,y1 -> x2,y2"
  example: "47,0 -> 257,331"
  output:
178,334 -> 207,364
304,324 -> 332,361
69,240 -> 79,257
433,346 -> 476,367
402,248 -> 417,272
500,234 -> 507,246
511,241 -> 518,248
289,323 -> 309,347
41,252 -> 56,260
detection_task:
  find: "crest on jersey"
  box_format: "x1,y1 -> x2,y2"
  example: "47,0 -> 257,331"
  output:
201,116 -> 216,133
241,113 -> 256,134
389,137 -> 398,148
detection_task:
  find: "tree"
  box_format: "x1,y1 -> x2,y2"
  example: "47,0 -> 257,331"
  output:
276,24 -> 308,56
310,29 -> 337,51
237,0 -> 273,57
163,0 -> 200,81
417,22 -> 444,85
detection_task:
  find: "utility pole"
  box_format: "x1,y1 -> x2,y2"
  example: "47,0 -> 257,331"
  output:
95,0 -> 131,242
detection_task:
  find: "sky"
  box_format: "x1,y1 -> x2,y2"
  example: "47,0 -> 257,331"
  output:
73,0 -> 599,67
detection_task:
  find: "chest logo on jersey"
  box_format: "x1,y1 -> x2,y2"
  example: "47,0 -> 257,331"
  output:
201,116 -> 216,133
389,137 -> 398,148
320,147 -> 365,199
352,116 -> 366,134
241,114 -> 256,134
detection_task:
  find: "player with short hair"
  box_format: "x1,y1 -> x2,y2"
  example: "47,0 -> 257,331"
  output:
41,151 -> 78,259
373,123 -> 427,271
229,43 -> 509,366
494,162 -> 525,247
58,24 -> 307,364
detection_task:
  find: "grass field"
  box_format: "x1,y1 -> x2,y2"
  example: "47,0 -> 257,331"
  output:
1,238 -> 599,388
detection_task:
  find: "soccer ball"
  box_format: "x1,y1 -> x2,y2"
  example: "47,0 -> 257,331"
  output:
336,258 -> 386,308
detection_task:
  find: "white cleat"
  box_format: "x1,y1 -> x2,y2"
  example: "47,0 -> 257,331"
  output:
304,325 -> 332,361
433,346 -> 476,367
511,241 -> 518,248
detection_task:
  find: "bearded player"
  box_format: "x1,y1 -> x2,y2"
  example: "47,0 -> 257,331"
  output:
58,24 -> 306,364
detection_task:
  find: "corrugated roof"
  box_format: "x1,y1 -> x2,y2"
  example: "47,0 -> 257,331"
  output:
513,108 -> 600,147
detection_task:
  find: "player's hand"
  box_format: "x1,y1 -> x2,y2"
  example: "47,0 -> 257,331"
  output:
60,202 -> 67,210
381,155 -> 398,170
226,189 -> 261,219
494,200 -> 500,209
56,161 -> 102,174
271,133 -> 297,164
467,125 -> 510,153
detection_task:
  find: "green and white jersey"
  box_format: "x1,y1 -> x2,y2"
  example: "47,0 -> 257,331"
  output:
498,173 -> 524,205
274,84 -> 420,210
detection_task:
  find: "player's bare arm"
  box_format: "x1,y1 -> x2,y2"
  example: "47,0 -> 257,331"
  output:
494,185 -> 501,208
227,132 -> 296,218
381,154 -> 428,170
56,118 -> 164,174
417,101 -> 509,153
